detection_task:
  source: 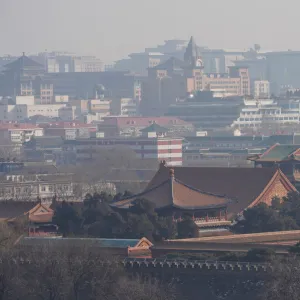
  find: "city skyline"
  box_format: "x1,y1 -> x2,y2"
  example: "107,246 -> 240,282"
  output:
0,0 -> 299,62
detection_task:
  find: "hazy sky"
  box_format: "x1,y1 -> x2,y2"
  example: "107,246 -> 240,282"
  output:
0,0 -> 298,63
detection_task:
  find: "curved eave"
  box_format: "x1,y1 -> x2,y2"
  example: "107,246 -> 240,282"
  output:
247,155 -> 260,161
112,202 -> 228,211
254,158 -> 293,163
171,203 -> 228,210
111,204 -> 132,210
111,176 -> 232,211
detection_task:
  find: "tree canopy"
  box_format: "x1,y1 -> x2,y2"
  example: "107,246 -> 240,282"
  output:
177,216 -> 199,239
233,192 -> 300,234
53,192 -> 199,241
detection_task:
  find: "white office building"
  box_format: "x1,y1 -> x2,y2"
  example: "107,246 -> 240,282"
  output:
0,104 -> 76,121
254,81 -> 270,98
232,99 -> 300,129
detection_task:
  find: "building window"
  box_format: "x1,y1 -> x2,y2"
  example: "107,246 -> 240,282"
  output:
24,187 -> 30,193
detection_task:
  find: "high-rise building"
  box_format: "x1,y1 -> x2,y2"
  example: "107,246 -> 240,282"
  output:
141,37 -> 250,116
145,39 -> 188,54
201,49 -> 246,74
111,98 -> 139,116
114,39 -> 247,76
265,51 -> 300,95
114,39 -> 189,75
254,80 -> 270,98
235,50 -> 300,95
114,52 -> 165,75
45,52 -> 103,73
234,57 -> 267,90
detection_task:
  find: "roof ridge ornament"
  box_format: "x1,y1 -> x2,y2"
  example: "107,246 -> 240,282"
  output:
169,168 -> 175,178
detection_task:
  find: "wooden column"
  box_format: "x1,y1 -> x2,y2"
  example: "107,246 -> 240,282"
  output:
225,209 -> 228,220
219,210 -> 222,221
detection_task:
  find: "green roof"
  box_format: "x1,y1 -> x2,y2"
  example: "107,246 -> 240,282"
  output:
20,237 -> 139,248
259,135 -> 294,146
140,123 -> 168,133
257,144 -> 300,161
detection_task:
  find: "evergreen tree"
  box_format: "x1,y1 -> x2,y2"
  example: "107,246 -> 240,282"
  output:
52,201 -> 81,237
53,194 -> 179,240
177,216 -> 199,239
233,202 -> 299,234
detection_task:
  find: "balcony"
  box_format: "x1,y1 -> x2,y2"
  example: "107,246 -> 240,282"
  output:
173,215 -> 231,228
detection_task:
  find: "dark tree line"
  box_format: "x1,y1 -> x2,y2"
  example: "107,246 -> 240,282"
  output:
54,191 -> 300,239
0,243 -> 176,300
53,192 -> 199,241
233,192 -> 300,234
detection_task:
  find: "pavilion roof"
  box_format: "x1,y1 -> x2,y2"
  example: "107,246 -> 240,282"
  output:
113,163 -> 297,217
254,144 -> 300,162
111,169 -> 229,211
140,123 -> 169,133
4,55 -> 43,71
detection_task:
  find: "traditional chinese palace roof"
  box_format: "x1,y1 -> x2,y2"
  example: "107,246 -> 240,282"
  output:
249,144 -> 300,162
112,168 -> 230,211
0,201 -> 51,222
112,163 -> 297,217
4,54 -> 43,71
140,123 -> 169,133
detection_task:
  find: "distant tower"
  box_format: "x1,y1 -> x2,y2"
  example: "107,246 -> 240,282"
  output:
184,36 -> 203,68
184,37 -> 204,92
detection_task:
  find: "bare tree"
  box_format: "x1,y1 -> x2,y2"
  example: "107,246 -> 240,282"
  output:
0,226 -> 177,300
0,143 -> 21,162
54,184 -> 74,202
12,184 -> 37,202
0,224 -> 27,300
117,276 -> 177,300
15,244 -> 177,300
64,247 -> 120,300
21,246 -> 70,300
73,182 -> 116,200
262,257 -> 300,300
